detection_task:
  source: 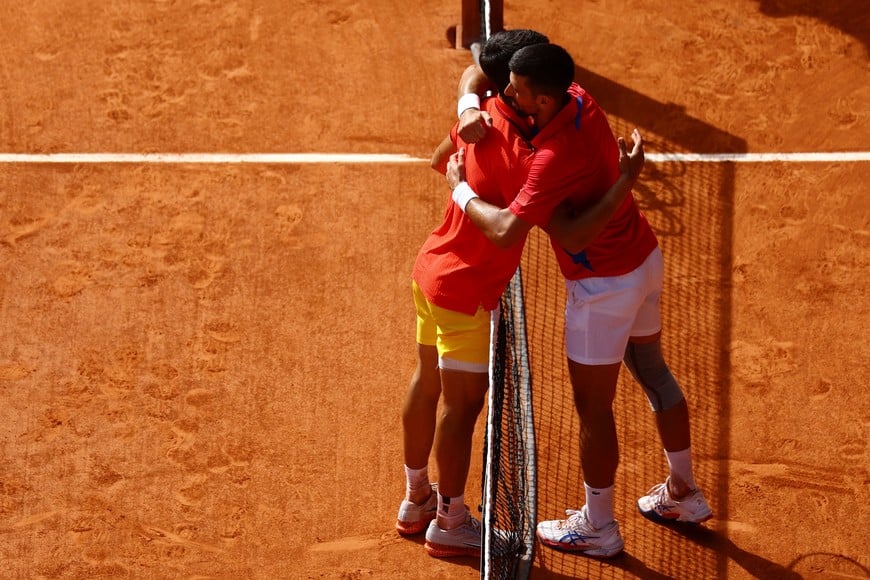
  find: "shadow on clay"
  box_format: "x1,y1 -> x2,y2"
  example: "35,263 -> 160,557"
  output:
756,0 -> 870,59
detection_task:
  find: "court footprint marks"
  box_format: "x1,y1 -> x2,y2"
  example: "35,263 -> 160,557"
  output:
834,428 -> 866,464
51,262 -> 93,298
729,339 -> 798,391
1,216 -> 50,247
140,523 -> 226,555
101,1 -> 258,127
168,211 -> 228,290
0,177 -> 70,246
272,202 -> 329,249
165,418 -> 200,473
274,204 -> 304,245
193,322 -> 241,373
0,363 -> 33,381
731,460 -> 864,517
162,331 -> 253,530
809,378 -> 833,401
165,408 -> 253,483
133,208 -> 229,291
101,7 -> 189,125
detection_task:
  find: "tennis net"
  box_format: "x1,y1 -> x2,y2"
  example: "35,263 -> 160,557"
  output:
468,3 -> 536,577
482,268 -> 537,580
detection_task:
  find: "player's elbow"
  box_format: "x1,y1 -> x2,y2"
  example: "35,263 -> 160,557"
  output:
489,227 -> 524,249
488,234 -> 513,249
492,213 -> 530,248
430,156 -> 447,175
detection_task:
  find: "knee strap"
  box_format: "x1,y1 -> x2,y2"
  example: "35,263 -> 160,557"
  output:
623,341 -> 684,412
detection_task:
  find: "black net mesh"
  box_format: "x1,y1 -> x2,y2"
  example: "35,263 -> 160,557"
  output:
481,269 -> 537,580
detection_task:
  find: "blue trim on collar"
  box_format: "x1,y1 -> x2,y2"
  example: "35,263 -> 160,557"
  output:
574,96 -> 583,130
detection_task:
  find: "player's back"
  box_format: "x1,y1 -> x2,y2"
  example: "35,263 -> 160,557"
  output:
411,95 -> 533,315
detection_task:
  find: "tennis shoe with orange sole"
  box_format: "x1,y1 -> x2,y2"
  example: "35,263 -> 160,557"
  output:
395,483 -> 438,535
424,510 -> 481,558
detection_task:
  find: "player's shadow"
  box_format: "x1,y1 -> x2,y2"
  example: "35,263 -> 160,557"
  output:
756,0 -> 870,59
533,525 -> 807,579
663,522 -> 804,579
574,65 -> 747,154
787,552 -> 870,578
533,553 -> 676,580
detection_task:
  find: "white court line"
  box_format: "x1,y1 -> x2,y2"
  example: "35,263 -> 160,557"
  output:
0,153 -> 426,164
0,152 -> 868,164
647,152 -> 870,163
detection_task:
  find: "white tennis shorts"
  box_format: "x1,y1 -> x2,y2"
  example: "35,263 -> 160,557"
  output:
564,247 -> 664,365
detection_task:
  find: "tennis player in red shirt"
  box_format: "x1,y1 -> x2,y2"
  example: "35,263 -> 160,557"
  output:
448,42 -> 712,558
397,31 -> 647,560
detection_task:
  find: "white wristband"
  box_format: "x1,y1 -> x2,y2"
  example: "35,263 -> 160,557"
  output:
452,182 -> 479,212
457,93 -> 481,118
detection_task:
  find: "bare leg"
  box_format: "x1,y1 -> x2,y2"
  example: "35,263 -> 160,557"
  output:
402,343 -> 441,503
567,360 -> 622,489
629,334 -> 695,498
433,368 -> 488,500
655,398 -> 691,452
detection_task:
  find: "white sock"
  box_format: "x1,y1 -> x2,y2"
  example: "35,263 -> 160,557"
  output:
665,448 -> 697,491
404,464 -> 430,499
438,493 -> 467,528
584,483 -> 615,528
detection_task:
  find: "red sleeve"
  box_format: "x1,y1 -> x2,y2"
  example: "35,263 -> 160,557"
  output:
509,145 -> 599,228
509,149 -> 555,228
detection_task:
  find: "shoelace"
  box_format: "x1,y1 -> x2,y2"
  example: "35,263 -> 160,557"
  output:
465,514 -> 481,532
562,509 -> 590,530
650,483 -> 676,511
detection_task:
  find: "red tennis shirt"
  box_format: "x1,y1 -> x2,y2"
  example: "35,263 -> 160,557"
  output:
413,96 -> 534,315
509,83 -> 658,280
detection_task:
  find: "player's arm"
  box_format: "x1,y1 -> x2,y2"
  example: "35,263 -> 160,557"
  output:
457,64 -> 494,144
430,135 -> 457,175
446,147 -> 533,248
545,129 -> 645,253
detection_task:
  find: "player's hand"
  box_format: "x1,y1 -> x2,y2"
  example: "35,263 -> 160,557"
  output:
446,147 -> 467,189
458,109 -> 492,144
617,128 -> 644,179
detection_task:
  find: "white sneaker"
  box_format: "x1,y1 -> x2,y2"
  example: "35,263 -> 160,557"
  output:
637,477 -> 713,524
424,510 -> 481,558
395,483 -> 437,535
536,506 -> 624,558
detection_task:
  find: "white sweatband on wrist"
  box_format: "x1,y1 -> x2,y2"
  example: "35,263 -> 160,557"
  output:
452,182 -> 479,212
457,93 -> 481,118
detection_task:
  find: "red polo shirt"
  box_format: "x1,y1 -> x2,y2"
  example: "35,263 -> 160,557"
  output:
413,96 -> 533,315
509,83 -> 658,280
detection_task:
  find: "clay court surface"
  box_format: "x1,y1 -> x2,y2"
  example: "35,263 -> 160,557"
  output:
0,1 -> 868,578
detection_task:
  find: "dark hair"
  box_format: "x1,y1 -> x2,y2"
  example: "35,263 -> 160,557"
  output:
479,29 -> 549,96
509,43 -> 575,98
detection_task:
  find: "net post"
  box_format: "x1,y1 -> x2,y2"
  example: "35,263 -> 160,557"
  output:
459,0 -> 481,48
457,0 -> 503,49
486,0 -> 504,39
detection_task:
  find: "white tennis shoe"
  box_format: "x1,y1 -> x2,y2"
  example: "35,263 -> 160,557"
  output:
424,509 -> 481,558
536,506 -> 624,558
395,483 -> 438,535
637,477 -> 713,524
